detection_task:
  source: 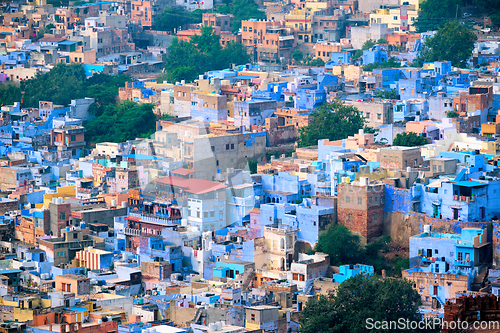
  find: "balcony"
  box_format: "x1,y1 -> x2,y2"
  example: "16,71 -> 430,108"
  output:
453,195 -> 475,202
455,259 -> 473,267
421,256 -> 437,263
124,227 -> 141,236
128,212 -> 181,226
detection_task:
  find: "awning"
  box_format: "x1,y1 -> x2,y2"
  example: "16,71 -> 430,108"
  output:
450,206 -> 462,209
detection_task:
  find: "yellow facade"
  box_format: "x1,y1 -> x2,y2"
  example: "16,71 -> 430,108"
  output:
245,321 -> 261,330
284,8 -> 313,44
369,0 -> 419,33
36,185 -> 76,209
1,297 -> 51,322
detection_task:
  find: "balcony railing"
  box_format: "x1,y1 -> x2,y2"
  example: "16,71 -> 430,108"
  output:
421,256 -> 436,263
455,259 -> 473,267
128,212 -> 181,225
124,227 -> 141,236
453,195 -> 475,202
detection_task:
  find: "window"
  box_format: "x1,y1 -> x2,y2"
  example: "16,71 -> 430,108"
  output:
204,212 -> 208,218
231,143 -> 234,149
358,198 -> 362,204
458,252 -> 463,261
394,16 -> 398,20
374,215 -> 378,222
377,113 -> 381,120
251,314 -> 255,321
73,233 -> 77,239
226,144 -> 229,150
434,249 -> 438,254
59,212 -> 65,220
70,135 -> 76,141
348,214 -> 353,222
346,196 -> 350,203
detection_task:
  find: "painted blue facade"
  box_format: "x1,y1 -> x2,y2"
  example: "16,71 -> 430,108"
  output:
409,228 -> 486,269
260,172 -> 311,204
259,199 -> 334,246
384,185 -> 411,214
434,61 -> 452,76
252,82 -> 288,101
213,260 -> 249,279
332,264 -> 374,283
404,261 -> 475,304
362,45 -> 389,65
397,78 -> 435,100
328,52 -> 351,65
373,68 -> 401,88
138,237 -> 183,272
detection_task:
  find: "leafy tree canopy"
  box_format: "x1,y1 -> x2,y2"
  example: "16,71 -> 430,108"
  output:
165,26 -> 250,83
20,63 -> 129,116
415,21 -> 477,68
414,0 -> 463,32
362,39 -> 376,51
374,88 -> 400,100
300,275 -> 429,333
315,224 -> 408,276
217,0 -> 265,32
298,100 -> 365,147
393,131 -> 429,147
0,83 -> 22,107
315,224 -> 363,266
84,101 -> 156,144
21,63 -> 87,108
153,7 -> 203,32
16,63 -> 154,144
363,58 -> 401,71
306,57 -> 325,67
292,50 -> 304,64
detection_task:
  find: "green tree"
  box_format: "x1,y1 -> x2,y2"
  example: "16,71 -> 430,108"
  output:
85,73 -> 131,116
306,58 -> 325,67
219,41 -> 251,68
363,126 -> 379,134
414,0 -> 463,32
21,63 -> 87,107
393,131 -> 429,147
374,88 -> 400,100
376,38 -> 388,44
248,159 -> 258,174
361,39 -> 376,51
153,7 -> 202,32
218,0 -> 266,32
292,50 -> 304,64
44,23 -> 55,33
300,275 -> 429,333
315,225 -> 363,266
0,83 -> 22,107
446,110 -> 459,118
363,58 -> 401,71
298,100 -> 365,147
84,101 -> 156,144
165,26 -> 250,82
415,21 -> 477,68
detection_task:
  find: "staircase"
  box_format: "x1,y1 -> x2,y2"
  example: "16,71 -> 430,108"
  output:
433,295 -> 445,309
303,279 -> 314,295
192,307 -> 203,324
240,268 -> 255,292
